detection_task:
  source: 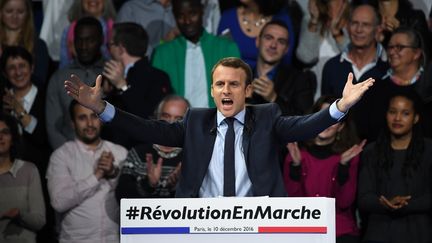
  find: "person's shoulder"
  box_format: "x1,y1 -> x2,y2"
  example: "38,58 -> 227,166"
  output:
153,37 -> 185,53
363,141 -> 378,155
247,103 -> 279,114
423,138 -> 432,147
220,7 -> 237,18
103,140 -> 128,155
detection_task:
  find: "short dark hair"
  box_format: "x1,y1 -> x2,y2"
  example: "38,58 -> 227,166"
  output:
172,0 -> 203,15
259,19 -> 290,38
68,100 -> 81,121
74,16 -> 103,39
0,46 -> 33,72
112,22 -> 148,57
211,57 -> 253,86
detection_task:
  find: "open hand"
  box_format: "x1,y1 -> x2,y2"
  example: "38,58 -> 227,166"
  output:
287,142 -> 302,166
102,60 -> 127,89
340,139 -> 366,165
64,74 -> 106,114
337,73 -> 374,112
146,153 -> 163,188
167,162 -> 182,187
252,76 -> 277,102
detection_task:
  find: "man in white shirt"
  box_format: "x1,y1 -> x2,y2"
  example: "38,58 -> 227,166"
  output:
46,100 -> 127,243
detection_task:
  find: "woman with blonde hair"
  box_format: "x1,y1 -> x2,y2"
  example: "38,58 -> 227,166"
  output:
0,0 -> 49,87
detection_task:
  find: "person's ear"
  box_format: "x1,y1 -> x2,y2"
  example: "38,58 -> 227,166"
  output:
414,114 -> 419,124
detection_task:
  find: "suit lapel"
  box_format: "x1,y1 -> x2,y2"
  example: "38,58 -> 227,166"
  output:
194,111 -> 218,195
242,107 -> 255,166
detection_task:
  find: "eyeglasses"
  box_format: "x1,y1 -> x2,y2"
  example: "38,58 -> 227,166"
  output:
387,44 -> 417,52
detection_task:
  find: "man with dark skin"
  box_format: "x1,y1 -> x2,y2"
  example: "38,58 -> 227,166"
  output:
46,16 -> 106,149
152,0 -> 240,108
65,56 -> 374,198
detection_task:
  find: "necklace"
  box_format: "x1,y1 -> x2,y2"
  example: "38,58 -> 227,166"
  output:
153,144 -> 182,159
241,10 -> 269,32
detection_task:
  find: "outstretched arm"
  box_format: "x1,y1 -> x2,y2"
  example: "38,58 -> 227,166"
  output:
337,73 -> 375,112
64,74 -> 106,114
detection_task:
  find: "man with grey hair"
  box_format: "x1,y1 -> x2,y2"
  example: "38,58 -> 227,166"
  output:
115,95 -> 189,199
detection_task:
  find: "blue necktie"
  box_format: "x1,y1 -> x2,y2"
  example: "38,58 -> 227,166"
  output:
224,117 -> 236,196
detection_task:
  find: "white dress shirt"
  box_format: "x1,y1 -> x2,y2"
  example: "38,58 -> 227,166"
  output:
99,102 -> 345,198
46,139 -> 127,243
184,40 -> 208,108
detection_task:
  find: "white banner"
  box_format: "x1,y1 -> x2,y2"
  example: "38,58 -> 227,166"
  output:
121,197 -> 335,243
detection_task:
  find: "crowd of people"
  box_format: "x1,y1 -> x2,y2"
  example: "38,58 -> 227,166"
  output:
1,0 -> 432,243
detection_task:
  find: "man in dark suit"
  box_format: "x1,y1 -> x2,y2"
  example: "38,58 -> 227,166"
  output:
248,20 -> 316,116
102,22 -> 172,148
65,57 -> 374,198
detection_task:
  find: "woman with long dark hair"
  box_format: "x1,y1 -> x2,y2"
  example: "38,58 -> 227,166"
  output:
0,113 -> 45,243
358,90 -> 432,243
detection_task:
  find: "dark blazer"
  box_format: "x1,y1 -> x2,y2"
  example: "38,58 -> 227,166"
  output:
249,65 -> 316,115
103,57 -> 172,148
109,103 -> 338,197
20,88 -> 51,176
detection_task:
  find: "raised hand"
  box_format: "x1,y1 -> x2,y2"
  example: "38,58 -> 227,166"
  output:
252,76 -> 277,102
146,153 -> 163,188
64,74 -> 106,114
95,151 -> 115,179
102,60 -> 127,89
340,139 -> 367,165
167,162 -> 182,188
287,142 -> 302,166
337,73 -> 374,112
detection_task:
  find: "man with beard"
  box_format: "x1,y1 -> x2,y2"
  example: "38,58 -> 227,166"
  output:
247,20 -> 316,115
321,4 -> 388,97
46,100 -> 127,243
151,0 -> 240,108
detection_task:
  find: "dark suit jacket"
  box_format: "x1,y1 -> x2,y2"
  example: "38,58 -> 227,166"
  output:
249,65 -> 316,115
103,58 -> 172,148
109,103 -> 338,197
20,88 -> 51,176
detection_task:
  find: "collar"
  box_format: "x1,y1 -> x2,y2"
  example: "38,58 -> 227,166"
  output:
186,39 -> 201,48
124,61 -> 136,77
216,108 -> 246,127
340,43 -> 386,64
382,67 -> 424,85
179,29 -> 208,45
75,138 -> 104,152
8,159 -> 25,178
22,84 -> 37,109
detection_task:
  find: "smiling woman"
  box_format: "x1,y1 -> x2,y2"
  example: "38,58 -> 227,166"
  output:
0,0 -> 49,87
0,46 -> 51,186
0,113 -> 46,243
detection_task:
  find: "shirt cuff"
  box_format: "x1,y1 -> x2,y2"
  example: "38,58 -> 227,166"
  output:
98,101 -> 115,122
329,100 -> 347,121
24,115 -> 37,134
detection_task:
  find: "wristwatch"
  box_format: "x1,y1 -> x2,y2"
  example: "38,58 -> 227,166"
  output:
17,111 -> 26,120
